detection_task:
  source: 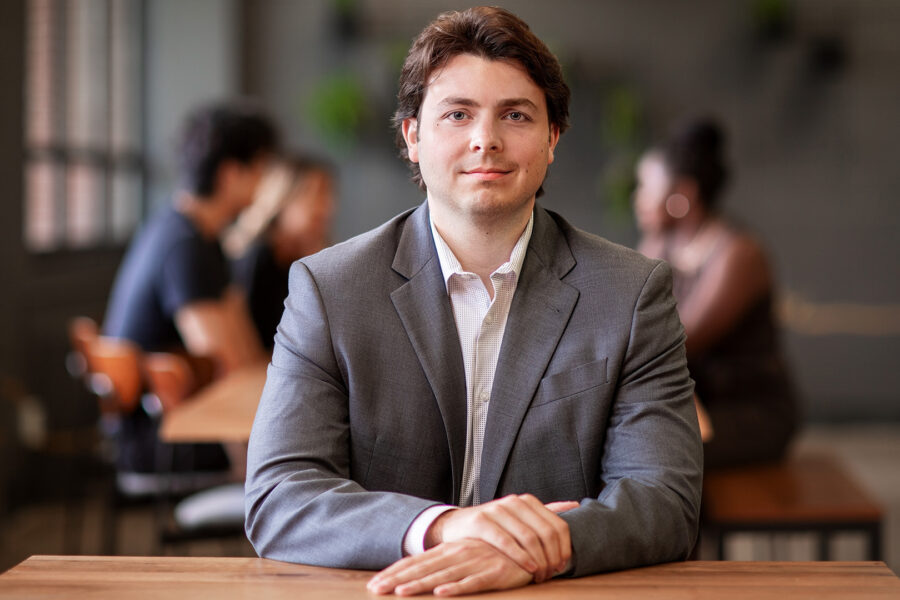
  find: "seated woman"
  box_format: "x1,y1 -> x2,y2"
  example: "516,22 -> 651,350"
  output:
227,154 -> 336,349
633,117 -> 799,469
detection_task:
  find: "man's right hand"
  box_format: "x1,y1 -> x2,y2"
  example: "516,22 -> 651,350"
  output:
424,494 -> 579,583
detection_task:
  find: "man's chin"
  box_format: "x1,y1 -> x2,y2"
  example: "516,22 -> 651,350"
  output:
462,193 -> 535,220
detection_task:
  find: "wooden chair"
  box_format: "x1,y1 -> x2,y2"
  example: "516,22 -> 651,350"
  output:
66,317 -> 148,552
83,335 -> 144,415
66,318 -> 231,554
701,451 -> 884,560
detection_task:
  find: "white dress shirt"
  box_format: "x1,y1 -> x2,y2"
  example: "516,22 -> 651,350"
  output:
402,212 -> 533,555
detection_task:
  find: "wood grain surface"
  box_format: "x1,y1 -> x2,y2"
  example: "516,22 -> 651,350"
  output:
1,556 -> 898,599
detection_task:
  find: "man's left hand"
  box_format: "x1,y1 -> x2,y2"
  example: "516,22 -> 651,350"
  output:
367,539 -> 533,596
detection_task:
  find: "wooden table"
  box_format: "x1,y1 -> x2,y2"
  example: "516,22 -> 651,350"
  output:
1,556 -> 898,599
159,363 -> 268,443
703,453 -> 884,560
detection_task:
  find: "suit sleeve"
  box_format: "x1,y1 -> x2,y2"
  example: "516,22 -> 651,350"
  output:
244,261 -> 440,569
559,260 -> 703,576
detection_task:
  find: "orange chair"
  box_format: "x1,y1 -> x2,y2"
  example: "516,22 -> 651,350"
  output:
67,316 -> 143,414
67,316 -> 147,552
84,336 -> 144,415
66,317 -> 232,554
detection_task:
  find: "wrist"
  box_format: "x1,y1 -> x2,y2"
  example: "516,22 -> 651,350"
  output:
424,509 -> 452,549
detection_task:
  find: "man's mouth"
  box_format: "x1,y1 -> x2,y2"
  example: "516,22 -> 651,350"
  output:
463,167 -> 513,181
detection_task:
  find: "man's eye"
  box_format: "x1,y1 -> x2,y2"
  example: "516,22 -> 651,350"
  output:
507,111 -> 525,121
449,111 -> 466,121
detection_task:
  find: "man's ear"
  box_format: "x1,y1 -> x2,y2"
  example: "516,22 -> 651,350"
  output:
547,124 -> 560,165
402,118 -> 419,163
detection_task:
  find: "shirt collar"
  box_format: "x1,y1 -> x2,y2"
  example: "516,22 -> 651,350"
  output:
430,211 -> 534,288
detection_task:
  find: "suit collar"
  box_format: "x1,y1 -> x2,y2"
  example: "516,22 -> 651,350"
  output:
391,201 -> 433,280
525,203 -> 577,280
390,201 -> 468,504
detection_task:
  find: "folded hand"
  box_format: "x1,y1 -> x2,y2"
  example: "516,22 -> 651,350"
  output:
425,494 -> 578,582
367,538 -> 533,596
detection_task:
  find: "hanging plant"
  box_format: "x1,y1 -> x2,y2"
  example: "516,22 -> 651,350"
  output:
305,72 -> 371,151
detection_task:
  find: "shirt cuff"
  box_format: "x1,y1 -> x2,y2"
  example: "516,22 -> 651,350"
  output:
402,505 -> 457,556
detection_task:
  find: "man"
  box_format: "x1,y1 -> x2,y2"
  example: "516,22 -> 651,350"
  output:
104,101 -> 277,472
105,101 -> 276,368
245,7 -> 702,596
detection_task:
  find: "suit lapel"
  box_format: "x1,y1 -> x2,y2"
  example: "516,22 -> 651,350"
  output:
390,203 -> 468,505
479,207 -> 579,504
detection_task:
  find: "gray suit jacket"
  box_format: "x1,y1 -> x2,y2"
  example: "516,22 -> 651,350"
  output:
245,202 -> 702,576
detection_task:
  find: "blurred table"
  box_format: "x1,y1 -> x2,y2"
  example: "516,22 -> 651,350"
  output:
1,556 -> 898,599
702,452 -> 884,560
159,362 -> 267,443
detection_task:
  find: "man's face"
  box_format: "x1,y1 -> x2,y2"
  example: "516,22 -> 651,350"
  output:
402,53 -> 559,223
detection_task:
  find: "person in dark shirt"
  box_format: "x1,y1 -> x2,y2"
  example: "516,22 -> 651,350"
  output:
229,155 -> 335,349
103,100 -> 279,473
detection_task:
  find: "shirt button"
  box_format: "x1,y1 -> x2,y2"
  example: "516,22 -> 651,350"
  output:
480,392 -> 490,402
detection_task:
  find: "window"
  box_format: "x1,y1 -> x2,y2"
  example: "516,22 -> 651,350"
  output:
24,0 -> 144,252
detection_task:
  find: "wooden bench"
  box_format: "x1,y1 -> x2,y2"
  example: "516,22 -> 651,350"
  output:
701,452 -> 883,560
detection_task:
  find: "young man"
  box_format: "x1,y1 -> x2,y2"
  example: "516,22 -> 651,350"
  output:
245,7 -> 702,596
104,101 -> 277,472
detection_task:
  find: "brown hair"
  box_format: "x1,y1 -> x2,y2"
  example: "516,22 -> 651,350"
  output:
392,6 -> 570,195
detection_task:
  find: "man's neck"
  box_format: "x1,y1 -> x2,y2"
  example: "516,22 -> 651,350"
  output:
175,192 -> 234,239
429,199 -> 534,285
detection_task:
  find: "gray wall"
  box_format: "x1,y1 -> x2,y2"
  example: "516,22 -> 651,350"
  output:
145,0 -> 241,212
245,0 -> 900,421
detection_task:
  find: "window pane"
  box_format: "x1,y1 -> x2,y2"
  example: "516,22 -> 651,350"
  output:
66,162 -> 105,247
23,0 -> 144,253
24,160 -> 63,252
66,0 -> 108,150
110,168 -> 142,243
25,0 -> 60,147
110,0 -> 142,153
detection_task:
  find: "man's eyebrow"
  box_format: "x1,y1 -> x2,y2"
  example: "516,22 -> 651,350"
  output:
498,97 -> 539,110
436,97 -> 479,108
435,97 -> 540,110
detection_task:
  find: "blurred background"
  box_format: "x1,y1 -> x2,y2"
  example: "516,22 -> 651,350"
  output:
0,0 -> 897,573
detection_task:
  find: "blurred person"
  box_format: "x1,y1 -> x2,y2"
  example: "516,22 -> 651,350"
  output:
228,155 -> 336,349
102,100 -> 278,474
245,7 -> 701,596
634,116 -> 799,469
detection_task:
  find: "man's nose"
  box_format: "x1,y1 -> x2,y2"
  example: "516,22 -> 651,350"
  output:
469,119 -> 502,153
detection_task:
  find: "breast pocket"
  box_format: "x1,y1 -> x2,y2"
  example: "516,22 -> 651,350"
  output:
532,357 -> 608,408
